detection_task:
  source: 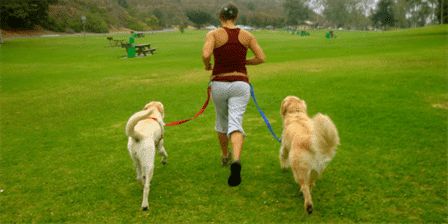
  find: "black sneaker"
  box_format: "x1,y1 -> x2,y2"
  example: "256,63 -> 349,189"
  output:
228,161 -> 241,187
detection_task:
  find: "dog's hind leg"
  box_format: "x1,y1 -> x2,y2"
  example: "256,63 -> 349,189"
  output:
309,170 -> 319,192
290,150 -> 314,215
130,155 -> 144,185
135,160 -> 144,185
141,163 -> 154,211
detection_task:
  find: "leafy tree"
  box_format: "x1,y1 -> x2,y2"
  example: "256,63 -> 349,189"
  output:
1,0 -> 51,29
152,8 -> 166,27
393,0 -> 408,28
185,9 -> 212,29
247,1 -> 256,11
416,1 -> 432,26
322,0 -> 351,28
371,0 -> 395,30
437,0 -> 448,24
239,14 -> 248,25
117,0 -> 129,9
283,0 -> 312,26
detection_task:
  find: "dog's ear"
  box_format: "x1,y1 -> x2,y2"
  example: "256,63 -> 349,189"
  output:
156,102 -> 164,118
143,102 -> 153,110
301,100 -> 307,112
281,98 -> 289,116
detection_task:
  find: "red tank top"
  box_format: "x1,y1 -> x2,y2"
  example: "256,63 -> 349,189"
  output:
212,27 -> 248,82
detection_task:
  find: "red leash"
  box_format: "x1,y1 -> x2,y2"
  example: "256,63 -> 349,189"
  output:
165,86 -> 211,126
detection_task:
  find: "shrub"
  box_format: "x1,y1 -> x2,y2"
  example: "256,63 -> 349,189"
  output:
179,21 -> 186,33
145,16 -> 161,30
69,21 -> 82,33
185,9 -> 212,29
68,13 -> 109,33
41,17 -> 66,32
126,17 -> 145,31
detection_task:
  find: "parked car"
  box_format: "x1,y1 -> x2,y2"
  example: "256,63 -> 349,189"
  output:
236,25 -> 255,30
205,25 -> 217,30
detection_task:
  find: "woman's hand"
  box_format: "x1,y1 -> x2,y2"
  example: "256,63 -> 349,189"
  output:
205,63 -> 213,71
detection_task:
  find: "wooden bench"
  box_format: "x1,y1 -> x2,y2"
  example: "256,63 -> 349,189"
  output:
143,48 -> 157,55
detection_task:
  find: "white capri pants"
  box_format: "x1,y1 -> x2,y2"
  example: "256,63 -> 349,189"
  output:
210,81 -> 251,138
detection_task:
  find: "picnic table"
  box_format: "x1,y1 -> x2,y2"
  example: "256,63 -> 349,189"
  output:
135,44 -> 156,56
113,39 -> 125,47
107,37 -> 114,47
130,31 -> 145,38
121,43 -> 157,57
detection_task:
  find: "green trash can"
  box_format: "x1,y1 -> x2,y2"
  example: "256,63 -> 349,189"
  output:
127,36 -> 135,58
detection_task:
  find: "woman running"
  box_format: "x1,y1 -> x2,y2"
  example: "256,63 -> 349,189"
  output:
202,2 -> 266,187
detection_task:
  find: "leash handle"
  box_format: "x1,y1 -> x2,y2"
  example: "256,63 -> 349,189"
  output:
165,86 -> 211,126
250,84 -> 282,143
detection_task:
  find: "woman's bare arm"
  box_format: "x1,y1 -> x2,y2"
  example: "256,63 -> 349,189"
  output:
202,31 -> 215,70
246,36 -> 265,65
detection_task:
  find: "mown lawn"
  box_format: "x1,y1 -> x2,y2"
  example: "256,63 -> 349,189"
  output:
1,25 -> 447,223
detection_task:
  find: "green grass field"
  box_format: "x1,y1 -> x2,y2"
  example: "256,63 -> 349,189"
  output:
1,25 -> 447,223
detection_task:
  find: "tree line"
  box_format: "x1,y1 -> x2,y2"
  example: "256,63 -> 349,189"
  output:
1,0 -> 447,33
310,0 -> 446,30
1,0 -> 61,30
187,0 -> 447,30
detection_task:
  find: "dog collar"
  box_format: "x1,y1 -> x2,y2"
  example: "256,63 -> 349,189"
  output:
149,117 -> 164,126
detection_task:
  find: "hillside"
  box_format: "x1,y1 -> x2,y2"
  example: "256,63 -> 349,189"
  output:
43,0 -> 288,33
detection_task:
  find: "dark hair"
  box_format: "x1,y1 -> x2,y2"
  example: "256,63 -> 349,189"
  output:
219,2 -> 238,21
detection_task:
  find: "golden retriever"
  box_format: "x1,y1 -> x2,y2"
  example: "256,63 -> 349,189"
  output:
126,101 -> 168,210
279,96 -> 339,215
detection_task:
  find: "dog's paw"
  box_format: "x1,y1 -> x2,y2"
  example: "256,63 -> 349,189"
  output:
142,202 -> 149,211
306,204 -> 313,215
161,158 -> 167,165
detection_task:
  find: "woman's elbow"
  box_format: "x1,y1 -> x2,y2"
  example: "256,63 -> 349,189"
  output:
202,52 -> 211,61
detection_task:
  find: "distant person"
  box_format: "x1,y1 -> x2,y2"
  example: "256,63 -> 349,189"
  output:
202,1 -> 266,187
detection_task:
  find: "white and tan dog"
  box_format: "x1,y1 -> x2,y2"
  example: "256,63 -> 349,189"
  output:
279,96 -> 339,215
126,101 -> 168,211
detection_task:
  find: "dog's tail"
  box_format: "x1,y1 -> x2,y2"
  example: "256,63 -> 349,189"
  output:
126,108 -> 155,141
311,113 -> 340,157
